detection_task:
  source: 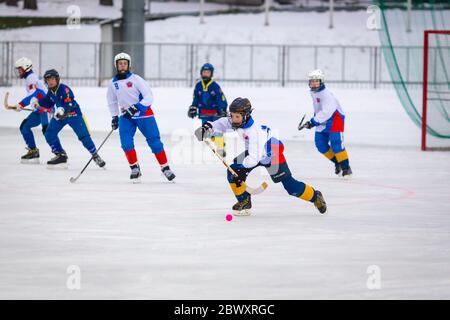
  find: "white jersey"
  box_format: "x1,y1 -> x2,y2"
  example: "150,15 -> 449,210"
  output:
310,86 -> 345,132
106,72 -> 154,118
18,71 -> 48,111
25,72 -> 47,95
211,117 -> 274,168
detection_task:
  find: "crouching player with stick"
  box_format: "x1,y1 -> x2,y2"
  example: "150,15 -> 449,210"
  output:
195,97 -> 327,216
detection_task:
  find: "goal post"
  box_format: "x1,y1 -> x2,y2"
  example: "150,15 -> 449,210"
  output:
421,30 -> 450,151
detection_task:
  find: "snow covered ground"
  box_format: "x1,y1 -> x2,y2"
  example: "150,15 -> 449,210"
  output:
1,86 -> 450,299
1,3 -> 450,299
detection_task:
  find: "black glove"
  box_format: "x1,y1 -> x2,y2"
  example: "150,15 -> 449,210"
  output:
111,116 -> 119,130
233,166 -> 249,187
304,121 -> 314,129
218,108 -> 227,118
194,122 -> 213,141
299,120 -> 315,131
187,106 -> 198,118
122,104 -> 139,119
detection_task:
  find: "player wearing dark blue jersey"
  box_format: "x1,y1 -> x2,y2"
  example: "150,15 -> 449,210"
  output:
188,63 -> 228,157
39,69 -> 106,169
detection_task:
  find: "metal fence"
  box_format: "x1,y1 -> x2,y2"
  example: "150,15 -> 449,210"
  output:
0,41 -> 431,89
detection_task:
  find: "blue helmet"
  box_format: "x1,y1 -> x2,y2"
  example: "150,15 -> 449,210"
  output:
200,63 -> 214,78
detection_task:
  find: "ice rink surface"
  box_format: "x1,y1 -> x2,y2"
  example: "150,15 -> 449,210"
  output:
1,125 -> 449,299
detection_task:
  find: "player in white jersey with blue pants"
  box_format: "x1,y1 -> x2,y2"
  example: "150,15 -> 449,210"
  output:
301,69 -> 352,178
13,57 -> 56,163
195,97 -> 327,216
107,52 -> 175,182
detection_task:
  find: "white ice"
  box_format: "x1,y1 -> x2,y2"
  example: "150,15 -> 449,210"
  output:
1,87 -> 450,299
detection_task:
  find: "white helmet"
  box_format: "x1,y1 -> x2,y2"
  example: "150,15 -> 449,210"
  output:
307,69 -> 325,82
14,57 -> 33,72
114,52 -> 131,70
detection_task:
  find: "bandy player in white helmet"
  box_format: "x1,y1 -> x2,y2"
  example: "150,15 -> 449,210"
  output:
13,57 -> 55,163
106,52 -> 175,182
301,69 -> 352,178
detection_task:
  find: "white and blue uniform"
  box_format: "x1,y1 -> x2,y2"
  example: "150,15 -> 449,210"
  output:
310,85 -> 345,133
211,117 -> 274,168
107,72 -> 154,118
106,72 -> 168,166
309,84 -> 350,169
209,116 -> 319,204
18,70 -> 52,150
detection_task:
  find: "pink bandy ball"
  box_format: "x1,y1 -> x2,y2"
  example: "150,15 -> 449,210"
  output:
226,214 -> 233,221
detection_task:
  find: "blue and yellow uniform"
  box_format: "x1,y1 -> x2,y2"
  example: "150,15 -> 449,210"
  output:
191,63 -> 228,153
192,79 -> 227,123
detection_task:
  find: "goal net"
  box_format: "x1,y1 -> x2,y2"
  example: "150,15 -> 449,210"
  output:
376,1 -> 450,150
422,30 -> 450,151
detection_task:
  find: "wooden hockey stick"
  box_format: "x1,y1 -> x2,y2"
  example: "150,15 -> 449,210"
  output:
4,92 -> 15,110
204,139 -> 268,195
69,129 -> 114,183
3,92 -> 33,112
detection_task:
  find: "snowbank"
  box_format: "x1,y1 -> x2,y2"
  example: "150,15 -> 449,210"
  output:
0,86 -> 421,148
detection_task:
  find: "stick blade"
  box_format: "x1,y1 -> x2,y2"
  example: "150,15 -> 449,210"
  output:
4,92 -> 10,110
69,177 -> 77,183
246,181 -> 268,195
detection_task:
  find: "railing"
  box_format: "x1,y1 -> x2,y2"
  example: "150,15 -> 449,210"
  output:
0,41 -> 443,89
